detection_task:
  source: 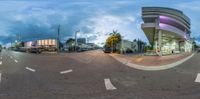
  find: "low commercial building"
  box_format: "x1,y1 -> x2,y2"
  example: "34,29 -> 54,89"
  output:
64,38 -> 99,52
119,39 -> 145,54
141,7 -> 193,56
121,40 -> 134,53
87,43 -> 99,49
25,39 -> 57,52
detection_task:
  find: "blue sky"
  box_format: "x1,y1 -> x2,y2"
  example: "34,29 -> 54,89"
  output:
0,0 -> 200,46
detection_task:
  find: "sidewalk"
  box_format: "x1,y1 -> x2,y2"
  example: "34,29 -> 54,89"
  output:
126,53 -> 192,66
110,52 -> 194,71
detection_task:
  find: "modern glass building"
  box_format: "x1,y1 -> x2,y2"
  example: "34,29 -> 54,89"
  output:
141,7 -> 193,56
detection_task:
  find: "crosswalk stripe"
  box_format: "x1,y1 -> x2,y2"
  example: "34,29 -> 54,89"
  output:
195,73 -> 200,83
104,78 -> 117,90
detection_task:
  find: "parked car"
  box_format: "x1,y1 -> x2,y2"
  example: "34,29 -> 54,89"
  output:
48,47 -> 57,52
63,48 -> 69,52
103,47 -> 111,53
198,48 -> 200,53
28,47 -> 42,54
126,48 -> 133,53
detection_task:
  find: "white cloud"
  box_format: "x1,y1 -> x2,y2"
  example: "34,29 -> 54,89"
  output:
174,0 -> 200,41
176,1 -> 200,11
78,14 -> 147,46
0,0 -> 147,45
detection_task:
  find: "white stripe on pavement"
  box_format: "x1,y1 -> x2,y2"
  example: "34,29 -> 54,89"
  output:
0,61 -> 2,65
195,73 -> 200,83
104,78 -> 117,90
60,69 -> 73,74
14,59 -> 18,63
25,67 -> 36,72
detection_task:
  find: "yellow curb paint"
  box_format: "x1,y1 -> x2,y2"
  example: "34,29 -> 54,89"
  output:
135,58 -> 143,62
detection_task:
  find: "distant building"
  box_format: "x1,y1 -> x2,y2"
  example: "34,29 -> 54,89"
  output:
121,40 -> 133,53
64,38 -> 99,52
77,38 -> 86,44
87,43 -> 98,49
118,39 -> 146,54
24,39 -> 57,51
25,39 -> 56,47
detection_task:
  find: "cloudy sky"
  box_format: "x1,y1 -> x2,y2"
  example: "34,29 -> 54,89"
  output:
0,0 -> 200,46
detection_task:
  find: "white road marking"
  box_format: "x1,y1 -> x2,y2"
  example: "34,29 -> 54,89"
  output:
25,67 -> 36,72
0,61 -> 2,65
60,69 -> 73,74
104,78 -> 117,90
14,59 -> 18,63
195,73 -> 200,83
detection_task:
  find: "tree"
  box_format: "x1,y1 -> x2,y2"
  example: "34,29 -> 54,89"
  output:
59,42 -> 63,49
20,41 -> 25,47
65,38 -> 75,51
15,41 -> 24,48
104,30 -> 121,52
66,38 -> 75,44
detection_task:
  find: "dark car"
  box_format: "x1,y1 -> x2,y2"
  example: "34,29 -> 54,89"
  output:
198,48 -> 200,53
28,47 -> 42,54
103,47 -> 111,53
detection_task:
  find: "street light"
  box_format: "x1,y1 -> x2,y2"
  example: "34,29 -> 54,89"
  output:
74,30 -> 80,52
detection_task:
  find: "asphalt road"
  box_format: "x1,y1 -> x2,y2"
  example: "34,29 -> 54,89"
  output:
0,49 -> 200,99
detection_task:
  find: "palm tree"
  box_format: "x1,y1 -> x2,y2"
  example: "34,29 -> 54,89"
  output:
106,30 -> 121,53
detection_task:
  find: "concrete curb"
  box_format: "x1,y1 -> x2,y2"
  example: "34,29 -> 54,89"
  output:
110,53 -> 195,71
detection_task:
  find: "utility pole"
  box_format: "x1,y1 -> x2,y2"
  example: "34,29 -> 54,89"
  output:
111,40 -> 113,53
121,36 -> 124,54
85,34 -> 88,44
19,33 -> 21,42
57,24 -> 60,54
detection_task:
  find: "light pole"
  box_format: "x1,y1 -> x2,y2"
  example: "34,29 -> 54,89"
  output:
112,39 -> 114,53
74,30 -> 80,52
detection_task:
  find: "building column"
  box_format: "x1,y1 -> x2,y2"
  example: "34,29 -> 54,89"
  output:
158,30 -> 162,56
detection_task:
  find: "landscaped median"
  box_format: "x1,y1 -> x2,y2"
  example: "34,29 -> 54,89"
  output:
110,52 -> 194,71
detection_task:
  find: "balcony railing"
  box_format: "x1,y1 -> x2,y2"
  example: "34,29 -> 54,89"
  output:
141,23 -> 157,28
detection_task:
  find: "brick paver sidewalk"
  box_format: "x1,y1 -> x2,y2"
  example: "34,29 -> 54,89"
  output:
113,52 -> 192,66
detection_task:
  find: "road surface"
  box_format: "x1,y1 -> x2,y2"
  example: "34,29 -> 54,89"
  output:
0,49 -> 200,99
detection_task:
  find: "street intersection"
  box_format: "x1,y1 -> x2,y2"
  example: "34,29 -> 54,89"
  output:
0,50 -> 200,99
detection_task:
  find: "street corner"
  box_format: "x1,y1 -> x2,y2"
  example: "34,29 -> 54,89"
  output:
110,52 -> 195,71
0,1 -> 200,99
